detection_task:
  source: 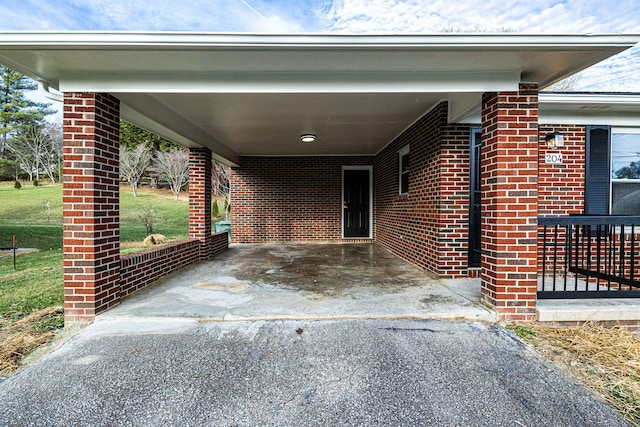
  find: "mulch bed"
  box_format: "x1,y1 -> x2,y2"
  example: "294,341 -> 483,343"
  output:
0,307 -> 63,379
522,322 -> 640,425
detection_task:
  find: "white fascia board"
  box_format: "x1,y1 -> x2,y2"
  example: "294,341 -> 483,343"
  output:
0,31 -> 638,48
540,93 -> 640,106
540,113 -> 640,127
59,71 -> 521,94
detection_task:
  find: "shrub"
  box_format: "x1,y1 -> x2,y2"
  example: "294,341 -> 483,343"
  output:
32,179 -> 38,187
212,200 -> 220,220
224,198 -> 231,219
0,158 -> 16,181
138,204 -> 154,235
14,181 -> 21,189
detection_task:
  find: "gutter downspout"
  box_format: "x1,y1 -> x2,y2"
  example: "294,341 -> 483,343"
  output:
38,81 -> 63,102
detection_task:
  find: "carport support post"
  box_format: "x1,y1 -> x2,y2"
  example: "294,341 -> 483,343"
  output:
62,92 -> 121,323
480,83 -> 539,321
189,147 -> 213,259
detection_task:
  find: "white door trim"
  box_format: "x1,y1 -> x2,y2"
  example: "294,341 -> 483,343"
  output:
341,165 -> 373,239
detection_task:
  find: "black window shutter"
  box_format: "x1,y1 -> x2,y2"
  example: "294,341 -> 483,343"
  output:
585,125 -> 611,215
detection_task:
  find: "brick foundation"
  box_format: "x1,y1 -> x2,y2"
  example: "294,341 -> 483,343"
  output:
480,84 -> 539,321
63,93 -> 121,322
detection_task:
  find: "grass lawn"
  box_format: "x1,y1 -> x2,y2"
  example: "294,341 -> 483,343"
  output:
0,182 -> 190,374
0,183 -> 190,322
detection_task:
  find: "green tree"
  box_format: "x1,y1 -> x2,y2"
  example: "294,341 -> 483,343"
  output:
120,121 -> 178,151
120,120 -> 179,188
0,65 -> 54,157
615,161 -> 640,179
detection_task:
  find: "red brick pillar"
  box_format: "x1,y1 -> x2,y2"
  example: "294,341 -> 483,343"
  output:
63,93 -> 121,322
480,83 -> 539,321
189,147 -> 212,259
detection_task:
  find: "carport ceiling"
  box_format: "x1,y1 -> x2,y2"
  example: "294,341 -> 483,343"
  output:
0,32 -> 637,165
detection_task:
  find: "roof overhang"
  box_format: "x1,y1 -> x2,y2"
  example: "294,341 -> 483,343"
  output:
0,32 -> 637,165
539,92 -> 640,126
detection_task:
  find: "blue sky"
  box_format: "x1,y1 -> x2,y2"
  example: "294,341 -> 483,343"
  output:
1,0 -> 639,91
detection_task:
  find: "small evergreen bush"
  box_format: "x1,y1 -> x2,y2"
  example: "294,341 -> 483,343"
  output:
212,200 -> 220,220
14,180 -> 21,189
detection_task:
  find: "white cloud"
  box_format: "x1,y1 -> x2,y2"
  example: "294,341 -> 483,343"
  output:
324,0 -> 640,34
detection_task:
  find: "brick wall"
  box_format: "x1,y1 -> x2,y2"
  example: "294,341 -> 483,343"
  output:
62,92 -> 121,322
231,156 -> 374,242
480,84 -> 539,321
120,233 -> 228,297
375,102 -> 471,276
538,125 -> 586,216
189,148 -> 213,259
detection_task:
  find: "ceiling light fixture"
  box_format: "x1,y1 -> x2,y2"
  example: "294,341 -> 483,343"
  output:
300,134 -> 316,143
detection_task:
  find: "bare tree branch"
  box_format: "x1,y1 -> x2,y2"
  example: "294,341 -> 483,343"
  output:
7,124 -> 56,182
544,74 -> 583,92
211,160 -> 230,197
152,149 -> 189,201
41,123 -> 62,183
120,144 -> 153,197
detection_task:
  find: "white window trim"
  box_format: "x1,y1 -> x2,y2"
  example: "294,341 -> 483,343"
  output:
398,145 -> 410,195
610,127 -> 640,215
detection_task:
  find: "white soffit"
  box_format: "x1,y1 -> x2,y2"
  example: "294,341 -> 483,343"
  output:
0,32 -> 637,162
539,93 -> 640,126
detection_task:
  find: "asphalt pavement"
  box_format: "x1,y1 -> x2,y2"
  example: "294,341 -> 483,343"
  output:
0,318 -> 628,426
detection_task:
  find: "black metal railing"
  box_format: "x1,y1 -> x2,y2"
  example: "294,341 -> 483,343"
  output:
538,216 -> 640,299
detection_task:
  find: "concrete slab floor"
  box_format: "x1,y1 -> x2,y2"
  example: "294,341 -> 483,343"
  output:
537,298 -> 640,323
101,243 -> 495,323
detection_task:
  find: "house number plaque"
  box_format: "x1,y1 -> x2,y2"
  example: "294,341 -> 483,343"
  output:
545,152 -> 563,164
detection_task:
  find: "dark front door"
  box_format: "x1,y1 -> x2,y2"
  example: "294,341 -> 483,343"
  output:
343,169 -> 370,238
469,128 -> 482,268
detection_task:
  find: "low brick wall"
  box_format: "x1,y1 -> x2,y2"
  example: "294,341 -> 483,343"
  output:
120,232 -> 228,298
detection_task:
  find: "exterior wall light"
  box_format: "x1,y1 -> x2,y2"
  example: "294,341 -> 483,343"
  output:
545,132 -> 564,149
300,134 -> 316,143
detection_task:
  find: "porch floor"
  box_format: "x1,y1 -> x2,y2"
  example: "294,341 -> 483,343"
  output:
537,298 -> 640,325
100,243 -> 495,323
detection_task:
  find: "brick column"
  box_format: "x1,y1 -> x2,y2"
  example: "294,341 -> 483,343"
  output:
480,83 -> 539,321
63,93 -> 121,322
189,147 -> 212,259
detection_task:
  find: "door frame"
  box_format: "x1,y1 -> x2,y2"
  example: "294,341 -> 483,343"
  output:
468,127 -> 482,268
342,165 -> 373,239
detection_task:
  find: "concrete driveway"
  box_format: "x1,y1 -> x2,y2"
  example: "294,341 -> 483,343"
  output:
101,243 -> 495,322
0,244 -> 628,425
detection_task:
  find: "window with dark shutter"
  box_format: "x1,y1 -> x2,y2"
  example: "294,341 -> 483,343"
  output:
585,125 -> 611,215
